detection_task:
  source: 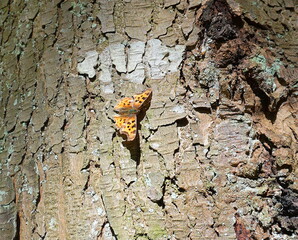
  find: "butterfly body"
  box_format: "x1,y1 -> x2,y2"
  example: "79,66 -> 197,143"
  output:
114,103 -> 139,115
114,89 -> 152,141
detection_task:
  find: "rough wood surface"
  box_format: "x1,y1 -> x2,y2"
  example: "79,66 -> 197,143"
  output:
0,0 -> 297,239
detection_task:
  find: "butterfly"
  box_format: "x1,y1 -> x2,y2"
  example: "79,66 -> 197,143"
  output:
114,89 -> 152,141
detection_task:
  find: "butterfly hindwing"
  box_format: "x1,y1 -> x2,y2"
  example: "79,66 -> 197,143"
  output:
114,114 -> 137,141
114,115 -> 127,129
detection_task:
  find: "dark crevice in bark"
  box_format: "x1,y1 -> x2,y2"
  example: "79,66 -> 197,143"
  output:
19,152 -> 26,167
256,133 -> 275,154
126,179 -> 135,188
109,223 -> 117,239
211,222 -> 220,237
176,117 -> 189,127
104,221 -> 117,240
243,17 -> 270,31
36,232 -> 47,240
289,127 -> 297,142
276,178 -> 290,189
60,118 -> 67,131
271,94 -> 288,118
40,117 -> 50,132
148,144 -> 164,161
81,162 -> 91,192
111,131 -> 117,141
13,211 -> 20,240
276,164 -> 293,175
244,76 -> 277,122
210,99 -> 220,110
2,89 -> 11,121
199,0 -> 243,43
89,74 -> 97,82
155,195 -> 165,209
7,124 -> 16,134
274,189 -> 298,236
194,107 -> 212,114
34,185 -> 42,213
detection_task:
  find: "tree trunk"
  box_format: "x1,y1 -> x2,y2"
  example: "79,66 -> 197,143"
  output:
0,0 -> 297,239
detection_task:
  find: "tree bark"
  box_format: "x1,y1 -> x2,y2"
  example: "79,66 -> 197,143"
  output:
0,0 -> 297,239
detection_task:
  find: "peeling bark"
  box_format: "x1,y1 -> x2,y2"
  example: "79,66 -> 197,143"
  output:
0,0 -> 297,239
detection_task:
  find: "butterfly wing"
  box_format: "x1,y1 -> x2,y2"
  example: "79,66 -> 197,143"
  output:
114,97 -> 134,113
132,88 -> 152,110
114,114 -> 137,141
113,89 -> 152,141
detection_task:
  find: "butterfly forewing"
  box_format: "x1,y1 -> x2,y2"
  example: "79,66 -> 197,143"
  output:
114,97 -> 134,113
132,88 -> 152,109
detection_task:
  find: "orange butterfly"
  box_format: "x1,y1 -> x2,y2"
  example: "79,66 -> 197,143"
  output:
114,89 -> 152,141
